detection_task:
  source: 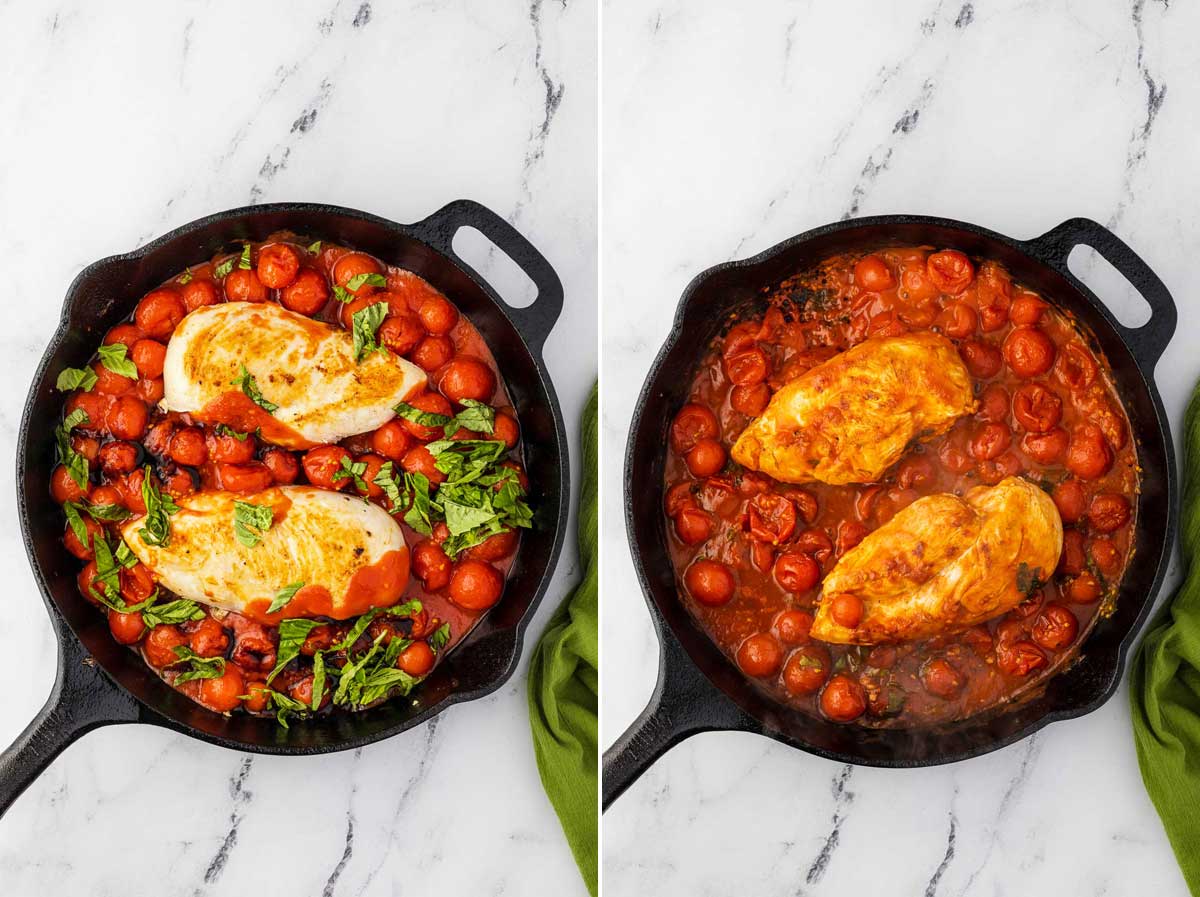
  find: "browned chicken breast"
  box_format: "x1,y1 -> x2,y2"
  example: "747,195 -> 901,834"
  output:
731,331 -> 976,485
811,476 -> 1063,644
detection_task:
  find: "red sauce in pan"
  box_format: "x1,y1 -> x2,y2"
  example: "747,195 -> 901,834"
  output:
52,235 -> 530,720
663,247 -> 1138,727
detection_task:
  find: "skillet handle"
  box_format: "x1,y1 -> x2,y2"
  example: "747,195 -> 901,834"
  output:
1025,218 -> 1177,369
409,199 -> 564,353
0,633 -> 138,819
602,631 -> 754,811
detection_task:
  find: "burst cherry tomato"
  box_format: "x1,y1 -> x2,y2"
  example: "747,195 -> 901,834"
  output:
280,268 -> 330,315
256,243 -> 301,289
853,254 -> 895,291
1003,327 -> 1056,378
671,404 -> 719,454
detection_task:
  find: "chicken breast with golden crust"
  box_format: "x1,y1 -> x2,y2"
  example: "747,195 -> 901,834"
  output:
161,302 -> 426,450
731,332 -> 976,485
121,486 -> 410,625
811,476 -> 1063,644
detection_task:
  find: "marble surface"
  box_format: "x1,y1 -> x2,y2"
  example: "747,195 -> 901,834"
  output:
602,1 -> 1198,895
0,2 -> 595,896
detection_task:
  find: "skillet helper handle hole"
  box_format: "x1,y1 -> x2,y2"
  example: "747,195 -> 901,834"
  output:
1027,217 -> 1177,369
411,199 -> 564,352
602,633 -> 753,811
0,636 -> 138,819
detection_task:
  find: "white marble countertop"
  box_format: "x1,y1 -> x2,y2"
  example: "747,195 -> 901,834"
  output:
0,2 -> 596,896
602,1 -> 1198,894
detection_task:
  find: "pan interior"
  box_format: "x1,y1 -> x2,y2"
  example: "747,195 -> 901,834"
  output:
628,219 -> 1171,765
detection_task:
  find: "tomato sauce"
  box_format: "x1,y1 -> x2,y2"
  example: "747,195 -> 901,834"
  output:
663,247 -> 1137,728
53,234 -> 529,719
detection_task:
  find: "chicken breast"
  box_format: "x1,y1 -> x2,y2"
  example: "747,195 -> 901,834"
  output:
121,486 -> 410,624
811,476 -> 1062,644
161,302 -> 426,449
731,332 -> 976,485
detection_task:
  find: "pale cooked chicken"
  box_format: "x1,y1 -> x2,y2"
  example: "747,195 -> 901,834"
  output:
162,302 -> 426,449
121,486 -> 410,624
731,332 -> 976,485
811,476 -> 1063,644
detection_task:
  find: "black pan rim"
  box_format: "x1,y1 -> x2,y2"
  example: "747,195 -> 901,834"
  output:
622,212 -> 1177,768
17,200 -> 570,756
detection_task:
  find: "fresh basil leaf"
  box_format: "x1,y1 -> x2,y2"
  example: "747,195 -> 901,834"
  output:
97,343 -> 138,379
266,689 -> 309,728
445,400 -> 495,436
311,651 -> 326,710
86,502 -> 131,523
90,534 -> 122,603
267,581 -> 304,614
331,456 -> 369,493
402,472 -> 434,535
332,284 -> 353,304
54,409 -> 90,489
345,272 -> 387,292
238,243 -> 252,270
56,366 -> 98,392
138,467 -> 180,547
441,498 -> 498,536
428,623 -> 451,654
393,402 -> 450,429
62,501 -> 90,546
230,364 -> 278,413
170,645 -> 226,684
215,423 -> 250,441
213,257 -> 235,279
266,618 -> 322,684
351,301 -> 389,363
373,461 -> 404,511
306,240 -> 322,254
178,270 -> 194,285
114,539 -> 138,568
141,598 -> 205,628
333,610 -> 379,653
233,500 -> 275,548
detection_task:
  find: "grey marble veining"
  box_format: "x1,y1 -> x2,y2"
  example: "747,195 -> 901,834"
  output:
602,1 -> 1197,894
0,2 -> 596,896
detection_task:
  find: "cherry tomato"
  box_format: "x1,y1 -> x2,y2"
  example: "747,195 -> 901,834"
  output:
465,529 -> 519,562
828,593 -> 864,629
64,515 -> 103,560
168,427 -> 207,467
926,250 -> 974,294
748,492 -> 797,545
970,421 -> 1012,460
51,465 -> 89,503
411,335 -> 455,371
303,445 -> 352,490
280,268 -> 330,315
108,609 -> 147,645
130,339 -> 167,379
835,520 -> 868,555
135,288 -> 186,338
1088,493 -> 1131,532
242,680 -> 271,713
921,658 -> 964,698
262,448 -> 300,484
92,361 -> 134,396
997,640 -> 1047,677
413,540 -> 452,591
417,294 -> 459,335
976,451 -> 1022,485
899,264 -> 940,303
378,313 -> 425,355
977,384 -> 1009,423
730,383 -> 770,416
1009,293 -> 1046,325
1054,342 -> 1098,391
1066,424 -> 1113,480
1021,427 -> 1069,464
674,506 -> 712,544
1052,479 -> 1087,523
1090,538 -> 1123,576
181,279 -> 221,311
737,633 -> 783,678
1012,382 -> 1062,433
218,462 -> 273,493
1066,571 -> 1103,604
207,429 -> 257,463
256,243 -> 301,289
144,625 -> 187,668
437,358 -> 497,404
783,645 -> 830,696
959,340 -> 1003,378
1032,604 -> 1078,651
896,454 -> 935,489
398,641 -> 436,676
493,412 -> 520,449
774,552 -> 820,593
1058,529 -> 1086,576
1003,327 -> 1056,378
724,347 -> 770,387
353,453 -> 386,498
401,391 -> 453,442
200,665 -> 246,713
774,609 -> 814,645
448,559 -> 504,610
370,420 -> 411,463
99,441 -> 139,475
820,674 -> 867,722
671,404 -> 719,454
332,253 -> 383,297
937,302 -> 977,339
224,268 -> 270,302
854,255 -> 895,291
684,559 -> 735,606
189,616 -> 230,658
685,438 -> 725,478
106,396 -> 148,441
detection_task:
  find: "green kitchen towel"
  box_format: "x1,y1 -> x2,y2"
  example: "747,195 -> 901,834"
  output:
1131,383 -> 1200,895
528,384 -> 598,896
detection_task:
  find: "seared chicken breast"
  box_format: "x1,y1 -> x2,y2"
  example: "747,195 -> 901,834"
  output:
731,332 -> 976,485
811,477 -> 1062,644
162,302 -> 426,449
121,486 -> 410,624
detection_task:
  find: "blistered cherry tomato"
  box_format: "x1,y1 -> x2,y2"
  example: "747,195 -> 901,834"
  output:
1032,604 -> 1079,651
783,645 -> 830,696
168,427 -> 207,467
748,492 -> 797,545
99,441 -> 139,475
493,412 -> 520,449
1090,538 -> 1122,576
400,391 -> 453,441
218,462 -> 272,492
977,384 -> 1009,423
448,559 -> 504,610
417,294 -> 459,335
1012,382 -> 1062,433
108,610 -> 147,645
1003,327 -> 1056,378
411,335 -> 455,372
1066,571 -> 1103,604
774,609 -> 814,645
189,616 -> 230,658
303,445 -> 351,490
921,658 -> 964,698
854,254 -> 895,291
280,268 -> 330,315
685,438 -> 725,478
959,340 -> 1003,379
130,339 -> 167,379
725,347 -> 770,387
1055,342 -> 1098,391
1088,493 -> 1131,532
437,358 -> 496,404
262,448 -> 300,484
926,250 -> 974,294
899,264 -> 940,303
774,552 -> 820,593
465,529 -> 519,562
997,640 -> 1047,677
730,383 -> 770,416
401,445 -> 446,486
135,288 -> 186,338
92,361 -> 134,396
671,404 -> 719,454
971,421 -> 1011,460
242,680 -> 271,713
1066,424 -> 1113,480
937,302 -> 977,339
144,625 -> 187,668
354,453 -> 386,498
820,674 -> 867,722
1052,479 -> 1086,523
1021,427 -> 1069,464
256,243 -> 301,289
378,313 -> 424,355
674,506 -> 712,544
829,593 -> 864,629
413,540 -> 452,591
737,633 -> 783,678
398,641 -> 436,676
64,515 -> 103,560
370,420 -> 411,462
333,252 -> 383,297
181,279 -> 221,311
107,396 -> 148,440
1010,293 -> 1046,325
223,268 -> 269,302
200,665 -> 246,713
684,559 -> 735,606
207,429 -> 256,463
51,466 -> 89,503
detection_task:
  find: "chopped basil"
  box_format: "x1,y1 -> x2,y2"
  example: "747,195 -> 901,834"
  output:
266,618 -> 322,684
237,243 -> 252,270
215,423 -> 250,441
56,366 -> 97,392
141,598 -> 205,628
169,646 -> 226,684
331,456 -> 369,493
345,272 -> 387,292
265,689 -> 309,728
62,501 -> 90,546
233,500 -> 274,548
333,631 -> 418,709
310,651 -> 327,710
332,285 -> 353,304
445,399 -> 496,436
90,535 -> 123,603
114,539 -> 138,568
267,581 -> 304,614
351,301 -> 388,362
138,466 -> 180,547
85,502 -> 131,523
306,240 -> 322,255
178,270 -> 194,285
402,472 -> 434,534
213,257 -> 235,279
230,364 -> 278,413
54,409 -> 91,489
393,401 -> 451,429
373,461 -> 404,512
428,622 -> 451,654
97,344 -> 138,380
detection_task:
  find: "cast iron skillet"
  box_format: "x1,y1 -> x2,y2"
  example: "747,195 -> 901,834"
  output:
0,200 -> 569,818
603,216 -> 1177,809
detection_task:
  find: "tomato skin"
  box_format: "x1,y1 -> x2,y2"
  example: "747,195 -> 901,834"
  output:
970,422 -> 1012,460
670,404 -> 719,454
448,559 -> 504,610
1012,382 -> 1062,433
854,255 -> 895,291
997,639 -> 1048,677
398,641 -> 436,676
926,250 -> 974,295
737,633 -> 783,678
747,493 -> 797,545
820,674 -> 867,722
280,268 -> 330,315
977,384 -> 1010,423
684,559 -> 736,606
256,243 -> 301,289
774,552 -> 820,593
303,445 -> 352,490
